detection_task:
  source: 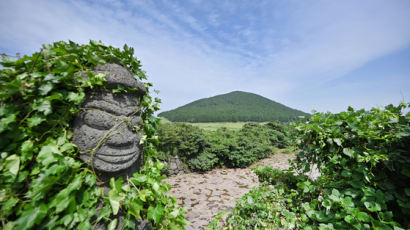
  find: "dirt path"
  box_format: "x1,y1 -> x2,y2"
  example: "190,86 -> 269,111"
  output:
163,153 -> 296,230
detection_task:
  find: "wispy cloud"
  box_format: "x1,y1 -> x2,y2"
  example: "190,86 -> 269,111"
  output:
1,0 -> 409,113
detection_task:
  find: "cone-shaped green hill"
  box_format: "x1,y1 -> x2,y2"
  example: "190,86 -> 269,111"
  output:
158,91 -> 309,122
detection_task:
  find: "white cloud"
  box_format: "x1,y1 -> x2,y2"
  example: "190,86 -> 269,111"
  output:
1,0 -> 410,113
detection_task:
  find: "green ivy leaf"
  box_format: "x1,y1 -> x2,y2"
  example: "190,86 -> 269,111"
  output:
38,143 -> 61,166
123,216 -> 136,229
43,74 -> 59,83
329,189 -> 341,202
372,220 -> 392,230
27,114 -> 46,127
343,188 -> 360,198
1,197 -> 19,215
122,184 -> 131,192
56,196 -> 73,214
152,182 -> 160,193
247,196 -> 254,205
343,148 -> 355,158
344,215 -> 354,224
39,83 -> 54,96
0,113 -> 16,132
34,100 -> 52,115
14,204 -> 48,230
170,209 -> 180,219
59,142 -> 76,153
341,197 -> 354,208
130,174 -> 147,185
49,174 -> 82,213
112,85 -> 125,93
4,154 -> 20,176
341,170 -> 352,178
77,220 -> 92,230
364,201 -> 381,212
108,188 -> 124,215
128,199 -> 143,219
333,138 -> 342,146
21,140 -> 34,153
147,204 -> 164,224
67,92 -> 85,104
108,218 -> 118,230
404,188 -> 410,196
357,212 -> 371,222
109,177 -> 123,192
138,189 -> 151,202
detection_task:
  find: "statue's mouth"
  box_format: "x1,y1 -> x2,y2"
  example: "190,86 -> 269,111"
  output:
95,143 -> 138,164
75,116 -> 142,172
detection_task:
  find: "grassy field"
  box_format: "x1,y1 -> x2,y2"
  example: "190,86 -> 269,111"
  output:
158,117 -> 267,131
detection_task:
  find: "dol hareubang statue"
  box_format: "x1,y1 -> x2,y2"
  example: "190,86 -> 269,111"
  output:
73,63 -> 146,180
72,63 -> 152,229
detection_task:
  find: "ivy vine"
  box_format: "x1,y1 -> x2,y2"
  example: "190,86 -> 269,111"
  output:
210,104 -> 409,229
0,41 -> 187,229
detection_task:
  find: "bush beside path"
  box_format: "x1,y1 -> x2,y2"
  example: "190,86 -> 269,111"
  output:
163,153 -> 296,230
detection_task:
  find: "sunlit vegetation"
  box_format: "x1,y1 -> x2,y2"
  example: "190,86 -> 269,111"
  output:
0,41 -> 187,229
156,121 -> 292,172
209,103 -> 410,229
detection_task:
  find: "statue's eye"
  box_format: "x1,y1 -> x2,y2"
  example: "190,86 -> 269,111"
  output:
82,109 -> 118,130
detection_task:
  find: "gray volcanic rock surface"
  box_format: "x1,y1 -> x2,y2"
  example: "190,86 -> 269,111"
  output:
73,63 -> 146,174
94,63 -> 147,92
163,153 -> 298,230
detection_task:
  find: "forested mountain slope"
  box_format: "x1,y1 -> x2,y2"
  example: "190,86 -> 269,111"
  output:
159,91 -> 309,122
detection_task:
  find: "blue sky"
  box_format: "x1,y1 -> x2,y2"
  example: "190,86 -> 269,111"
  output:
1,0 -> 410,113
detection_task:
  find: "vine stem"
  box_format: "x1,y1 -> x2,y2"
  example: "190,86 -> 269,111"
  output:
128,178 -> 141,193
43,50 -> 51,73
19,109 -> 34,125
29,48 -> 42,74
87,120 -> 123,182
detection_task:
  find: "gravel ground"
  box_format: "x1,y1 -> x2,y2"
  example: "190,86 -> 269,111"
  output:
163,153 -> 314,230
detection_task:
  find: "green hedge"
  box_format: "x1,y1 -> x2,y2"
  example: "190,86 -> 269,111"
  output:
157,121 -> 291,172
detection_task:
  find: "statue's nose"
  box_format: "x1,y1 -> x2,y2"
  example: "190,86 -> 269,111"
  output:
105,121 -> 139,146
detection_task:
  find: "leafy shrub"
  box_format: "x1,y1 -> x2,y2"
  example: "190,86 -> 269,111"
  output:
157,121 -> 291,171
292,104 -> 410,228
253,166 -> 302,188
205,128 -> 235,166
157,122 -> 210,162
211,103 -> 410,229
187,151 -> 219,171
0,41 -> 187,229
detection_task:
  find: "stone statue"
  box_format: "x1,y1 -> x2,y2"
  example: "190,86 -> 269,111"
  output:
73,63 -> 146,179
72,63 -> 151,229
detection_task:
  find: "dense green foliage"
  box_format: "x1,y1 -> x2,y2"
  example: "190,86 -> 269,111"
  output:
210,103 -> 410,229
157,121 -> 291,172
0,41 -> 187,229
159,91 -> 309,122
189,121 -> 252,131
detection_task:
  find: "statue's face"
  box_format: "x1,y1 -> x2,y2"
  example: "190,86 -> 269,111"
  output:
73,90 -> 143,172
